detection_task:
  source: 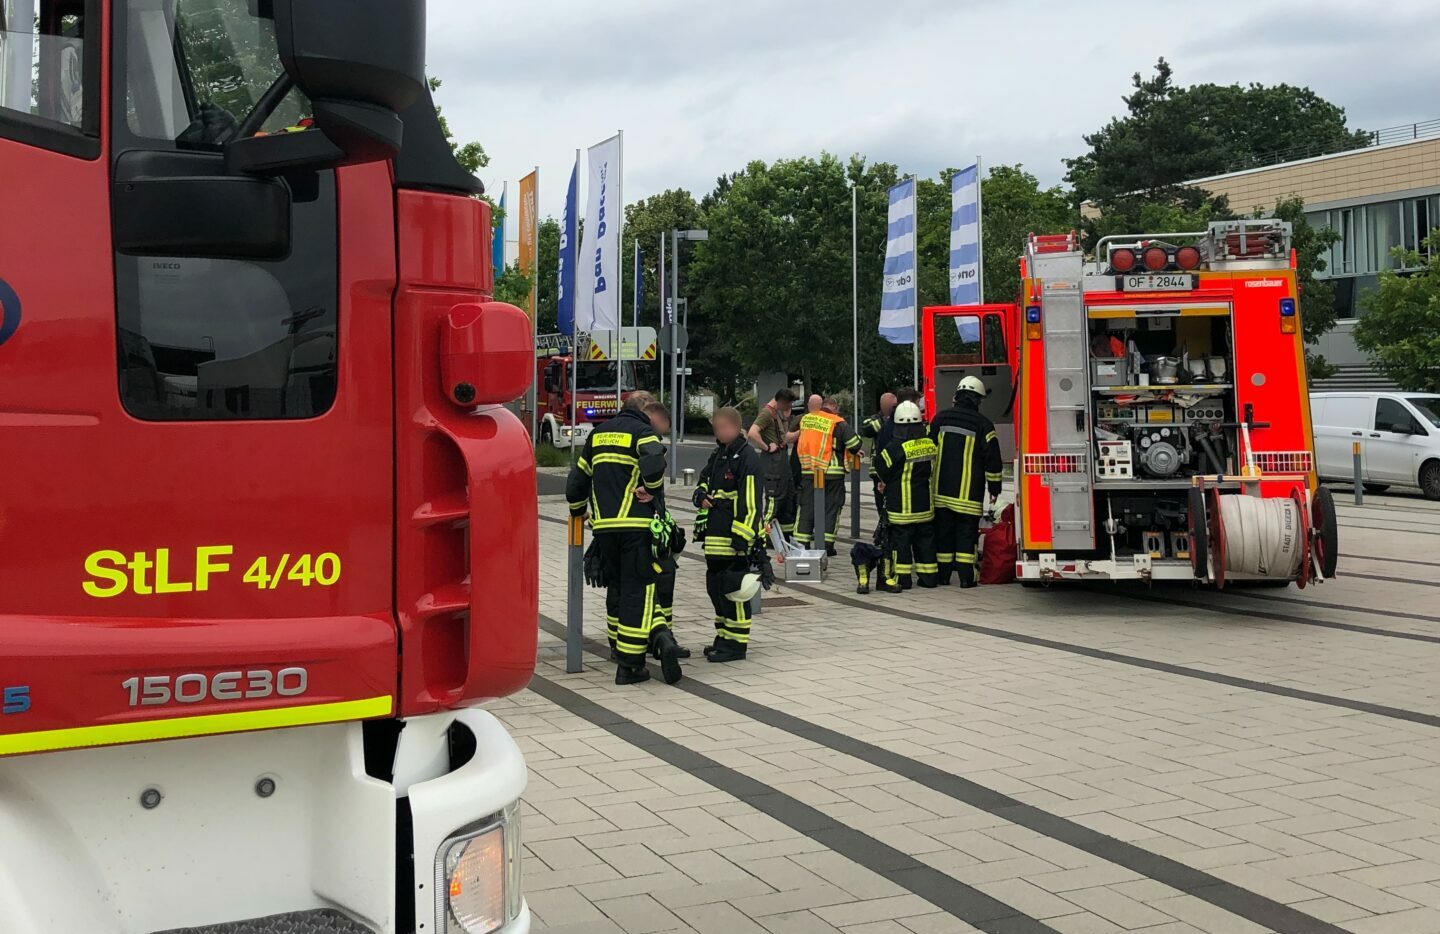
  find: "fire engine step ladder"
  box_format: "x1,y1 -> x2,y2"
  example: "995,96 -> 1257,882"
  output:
1037,255 -> 1096,551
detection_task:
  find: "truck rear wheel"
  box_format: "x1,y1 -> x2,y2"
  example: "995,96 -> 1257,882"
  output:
1312,486 -> 1339,578
1188,486 -> 1209,580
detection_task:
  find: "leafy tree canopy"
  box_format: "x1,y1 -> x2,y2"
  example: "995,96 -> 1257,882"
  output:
1355,233 -> 1440,393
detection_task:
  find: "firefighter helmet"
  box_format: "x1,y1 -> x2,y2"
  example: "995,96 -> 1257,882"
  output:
894,401 -> 923,424
726,572 -> 762,603
956,375 -> 988,399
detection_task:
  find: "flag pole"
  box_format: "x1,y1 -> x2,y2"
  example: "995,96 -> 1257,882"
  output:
531,165 -> 540,449
658,232 -> 666,406
850,180 -> 861,539
975,157 -> 985,303
911,175 -> 919,390
615,130 -> 624,415
570,149 -> 580,467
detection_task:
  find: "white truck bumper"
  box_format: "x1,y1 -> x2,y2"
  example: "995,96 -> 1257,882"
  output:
551,421 -> 592,450
0,708 -> 528,934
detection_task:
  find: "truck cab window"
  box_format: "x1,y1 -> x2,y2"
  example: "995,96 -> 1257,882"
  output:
120,0 -> 310,146
113,0 -> 337,421
0,0 -> 96,153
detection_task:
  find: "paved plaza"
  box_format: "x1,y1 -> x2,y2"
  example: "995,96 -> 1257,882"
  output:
495,488 -> 1440,933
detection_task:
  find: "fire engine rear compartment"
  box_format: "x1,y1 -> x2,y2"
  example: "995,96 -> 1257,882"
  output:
1010,222 -> 1326,585
1086,305 -> 1239,565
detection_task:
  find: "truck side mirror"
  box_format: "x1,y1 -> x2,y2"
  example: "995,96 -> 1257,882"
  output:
227,0 -> 426,175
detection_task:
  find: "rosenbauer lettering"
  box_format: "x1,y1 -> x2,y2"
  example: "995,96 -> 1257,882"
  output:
83,546 -> 342,597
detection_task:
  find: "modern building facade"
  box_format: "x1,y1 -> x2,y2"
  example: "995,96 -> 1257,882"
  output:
1183,124 -> 1440,385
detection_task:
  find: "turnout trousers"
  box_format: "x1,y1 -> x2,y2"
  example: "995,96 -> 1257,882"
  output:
935,508 -> 982,585
796,476 -> 845,546
886,521 -> 938,588
597,531 -> 670,665
705,555 -> 753,651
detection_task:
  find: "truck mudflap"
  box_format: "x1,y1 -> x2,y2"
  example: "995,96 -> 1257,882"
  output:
0,709 -> 528,934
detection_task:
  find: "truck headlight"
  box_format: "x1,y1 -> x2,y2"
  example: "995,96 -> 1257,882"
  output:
436,802 -> 522,933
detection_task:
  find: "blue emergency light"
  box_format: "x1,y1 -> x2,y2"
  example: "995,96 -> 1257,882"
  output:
1279,298 -> 1297,317
1026,306 -> 1042,323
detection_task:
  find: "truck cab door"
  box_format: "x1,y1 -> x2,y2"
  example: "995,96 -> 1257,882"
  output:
2,0 -> 397,756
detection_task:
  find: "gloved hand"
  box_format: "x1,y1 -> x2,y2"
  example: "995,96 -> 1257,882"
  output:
750,539 -> 775,591
583,541 -> 609,589
669,524 -> 688,555
692,487 -> 709,509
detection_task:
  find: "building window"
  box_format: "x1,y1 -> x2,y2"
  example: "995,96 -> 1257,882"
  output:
1401,196 -> 1438,262
1365,202 -> 1403,273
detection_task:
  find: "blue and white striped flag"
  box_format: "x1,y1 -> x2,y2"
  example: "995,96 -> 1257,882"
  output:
949,163 -> 981,308
879,178 -> 917,344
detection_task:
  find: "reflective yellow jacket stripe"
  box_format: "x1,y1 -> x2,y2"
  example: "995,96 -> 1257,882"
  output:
0,695 -> 393,757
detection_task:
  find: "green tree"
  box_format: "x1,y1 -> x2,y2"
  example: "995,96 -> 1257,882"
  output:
1067,58 -> 1366,226
493,263 -> 532,310
427,77 -> 488,176
1355,232 -> 1440,392
535,217 -> 561,334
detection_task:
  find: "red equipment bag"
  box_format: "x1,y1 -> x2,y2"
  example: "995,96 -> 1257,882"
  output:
980,505 -> 1017,585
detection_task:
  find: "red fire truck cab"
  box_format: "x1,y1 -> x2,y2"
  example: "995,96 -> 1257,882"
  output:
1,1 -> 536,932
925,221 -> 1337,587
534,333 -> 639,448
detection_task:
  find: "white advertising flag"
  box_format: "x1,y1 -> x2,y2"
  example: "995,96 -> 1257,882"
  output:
949,162 -> 982,307
579,133 -> 623,333
878,178 -> 917,344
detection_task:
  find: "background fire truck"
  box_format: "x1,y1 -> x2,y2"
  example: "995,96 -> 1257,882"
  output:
1,1 -> 535,932
534,328 -> 657,448
925,220 -> 1338,587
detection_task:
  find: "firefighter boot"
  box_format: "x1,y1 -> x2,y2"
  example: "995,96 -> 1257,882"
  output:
615,663 -> 651,685
653,629 -> 684,685
706,642 -> 747,663
855,563 -> 871,595
957,563 -> 978,589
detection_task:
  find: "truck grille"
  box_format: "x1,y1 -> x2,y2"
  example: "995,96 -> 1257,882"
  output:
152,908 -> 375,934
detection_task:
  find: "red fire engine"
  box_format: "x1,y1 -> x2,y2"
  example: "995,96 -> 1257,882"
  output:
1,1 -> 535,932
924,221 -> 1337,586
534,332 -> 641,448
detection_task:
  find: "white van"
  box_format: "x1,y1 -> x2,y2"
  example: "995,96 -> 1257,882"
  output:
1311,392 -> 1440,499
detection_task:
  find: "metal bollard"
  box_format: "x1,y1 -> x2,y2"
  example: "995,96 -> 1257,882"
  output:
566,515 -> 585,673
682,467 -> 695,486
1352,441 -> 1363,506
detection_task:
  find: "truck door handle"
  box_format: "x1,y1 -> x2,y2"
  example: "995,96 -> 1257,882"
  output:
1351,431 -> 1362,437
1369,433 -> 1381,438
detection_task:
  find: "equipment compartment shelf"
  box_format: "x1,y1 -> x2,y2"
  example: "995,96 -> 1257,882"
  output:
1093,384 -> 1233,395
1093,479 -> 1244,491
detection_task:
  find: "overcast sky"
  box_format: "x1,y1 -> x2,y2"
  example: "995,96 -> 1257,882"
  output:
427,0 -> 1440,221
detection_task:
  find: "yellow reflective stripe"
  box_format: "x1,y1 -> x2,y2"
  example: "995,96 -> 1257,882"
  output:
617,465 -> 641,520
636,435 -> 663,448
731,521 -> 756,540
0,696 -> 393,757
985,431 -> 997,443
591,517 -> 653,530
742,474 -> 757,531
591,452 -> 639,467
960,434 -> 975,505
577,457 -> 593,475
986,472 -> 1003,482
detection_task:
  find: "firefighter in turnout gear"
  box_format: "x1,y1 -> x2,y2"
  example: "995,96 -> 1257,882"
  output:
797,396 -> 862,555
931,376 -> 1004,587
567,393 -> 686,684
861,392 -> 898,516
874,400 -> 939,590
694,407 -> 765,662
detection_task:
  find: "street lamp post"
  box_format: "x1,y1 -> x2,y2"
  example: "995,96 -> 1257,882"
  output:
668,228 -> 708,480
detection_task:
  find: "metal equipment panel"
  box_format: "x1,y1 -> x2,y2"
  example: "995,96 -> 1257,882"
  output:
1035,252 -> 1095,550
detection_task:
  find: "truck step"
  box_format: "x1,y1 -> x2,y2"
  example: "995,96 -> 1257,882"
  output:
152,909 -> 375,934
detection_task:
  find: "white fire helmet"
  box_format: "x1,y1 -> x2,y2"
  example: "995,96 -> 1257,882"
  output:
726,573 -> 762,603
894,401 -> 923,425
957,375 -> 988,398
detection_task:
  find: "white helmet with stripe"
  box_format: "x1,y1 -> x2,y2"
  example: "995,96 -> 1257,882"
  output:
957,375 -> 988,398
894,401 -> 923,424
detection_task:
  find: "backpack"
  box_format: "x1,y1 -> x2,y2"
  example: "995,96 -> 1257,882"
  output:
980,505 -> 1017,585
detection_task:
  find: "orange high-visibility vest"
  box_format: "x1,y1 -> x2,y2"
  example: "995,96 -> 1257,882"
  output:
797,411 -> 844,476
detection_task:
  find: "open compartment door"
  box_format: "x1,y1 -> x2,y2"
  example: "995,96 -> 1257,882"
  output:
922,304 -> 1017,463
